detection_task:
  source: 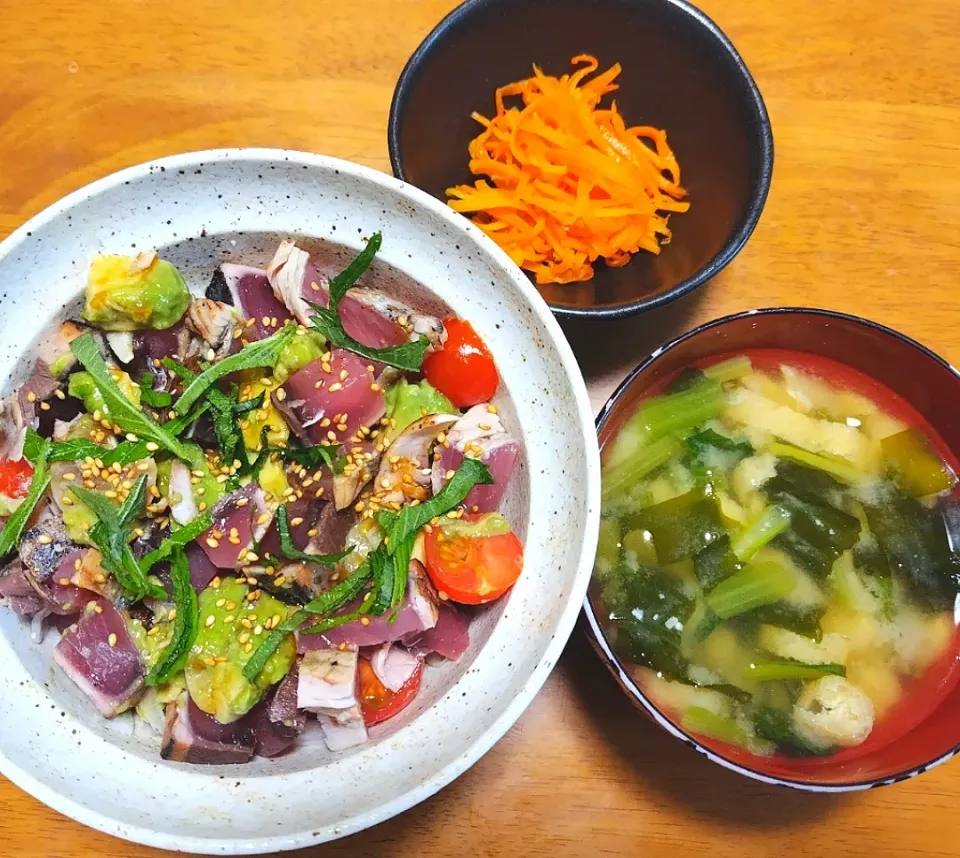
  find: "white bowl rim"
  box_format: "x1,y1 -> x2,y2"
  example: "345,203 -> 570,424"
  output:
0,147 -> 601,853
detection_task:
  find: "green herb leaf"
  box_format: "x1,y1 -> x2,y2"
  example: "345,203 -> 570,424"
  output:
369,532 -> 415,617
310,311 -> 430,373
329,232 -> 382,303
300,597 -> 374,635
211,404 -> 245,471
139,372 -> 174,408
0,438 -> 52,558
117,474 -> 149,528
241,610 -> 304,681
242,562 -> 375,680
70,334 -> 200,466
369,544 -> 394,616
305,232 -> 430,373
140,511 -> 214,573
302,561 -> 374,615
163,357 -> 248,468
70,481 -> 164,601
387,532 -> 415,620
376,458 -> 494,553
248,427 -> 273,480
275,504 -> 348,567
232,392 -> 266,415
165,401 -> 212,437
173,326 -> 297,416
145,547 -> 198,686
24,428 -> 152,468
277,443 -> 342,473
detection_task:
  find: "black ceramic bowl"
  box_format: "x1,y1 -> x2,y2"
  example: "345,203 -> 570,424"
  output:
388,0 -> 774,319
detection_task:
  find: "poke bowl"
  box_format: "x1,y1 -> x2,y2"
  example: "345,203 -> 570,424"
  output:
0,149 -> 600,852
586,308 -> 960,791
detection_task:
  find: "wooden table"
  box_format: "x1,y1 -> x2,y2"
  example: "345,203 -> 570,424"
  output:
2,0 -> 960,855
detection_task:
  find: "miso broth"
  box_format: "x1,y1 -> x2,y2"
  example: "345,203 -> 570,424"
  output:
594,350 -> 960,758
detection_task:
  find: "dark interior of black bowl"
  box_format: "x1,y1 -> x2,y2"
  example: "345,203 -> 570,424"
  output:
389,0 -> 773,318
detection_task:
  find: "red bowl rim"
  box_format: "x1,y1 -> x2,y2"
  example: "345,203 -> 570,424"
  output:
585,306 -> 960,791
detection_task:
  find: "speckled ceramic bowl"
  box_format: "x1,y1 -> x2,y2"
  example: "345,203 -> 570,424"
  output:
0,149 -> 600,853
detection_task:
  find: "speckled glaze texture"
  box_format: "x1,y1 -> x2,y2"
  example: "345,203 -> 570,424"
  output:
0,150 -> 600,853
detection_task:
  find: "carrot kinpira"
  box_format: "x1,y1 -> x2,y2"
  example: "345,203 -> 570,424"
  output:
446,55 -> 690,285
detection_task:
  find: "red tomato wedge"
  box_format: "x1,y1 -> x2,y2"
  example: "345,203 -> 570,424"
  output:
358,657 -> 423,727
422,317 -> 499,408
424,514 -> 524,605
0,458 -> 33,499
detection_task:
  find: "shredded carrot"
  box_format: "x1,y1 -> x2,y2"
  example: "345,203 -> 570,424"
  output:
446,55 -> 690,285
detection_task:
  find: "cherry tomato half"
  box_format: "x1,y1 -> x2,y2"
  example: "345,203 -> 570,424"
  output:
0,457 -> 34,499
358,656 -> 423,727
422,318 -> 499,408
424,516 -> 524,605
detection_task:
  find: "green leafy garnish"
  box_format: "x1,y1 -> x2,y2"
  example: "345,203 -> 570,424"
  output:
232,392 -> 266,415
70,334 -> 200,466
248,427 -> 274,481
139,372 -> 174,408
306,233 -> 429,372
300,596 -> 374,635
23,427 -> 150,467
388,532 -> 415,620
242,562 -> 375,681
145,547 -> 198,686
70,475 -> 165,601
277,443 -> 343,473
117,472 -> 149,526
370,544 -> 394,615
140,511 -> 214,574
376,458 -> 493,553
302,561 -> 374,615
0,437 -> 52,558
173,326 -> 297,416
275,504 -> 347,567
165,401 -> 212,437
241,612 -> 304,681
369,532 -> 415,617
163,358 -> 263,479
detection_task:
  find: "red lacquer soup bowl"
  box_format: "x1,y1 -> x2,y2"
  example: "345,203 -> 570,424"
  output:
585,308 -> 960,791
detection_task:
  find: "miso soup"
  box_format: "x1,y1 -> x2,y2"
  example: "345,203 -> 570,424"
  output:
594,351 -> 960,757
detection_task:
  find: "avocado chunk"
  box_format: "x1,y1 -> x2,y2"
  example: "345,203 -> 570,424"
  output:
82,253 -> 191,332
238,376 -> 290,452
127,612 -> 176,671
275,330 -> 327,382
185,578 -> 297,723
384,378 -> 457,442
68,368 -> 141,417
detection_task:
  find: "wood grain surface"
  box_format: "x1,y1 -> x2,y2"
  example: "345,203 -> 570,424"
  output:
3,0 -> 960,855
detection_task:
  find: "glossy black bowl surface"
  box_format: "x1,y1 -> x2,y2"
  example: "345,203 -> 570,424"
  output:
389,0 -> 774,319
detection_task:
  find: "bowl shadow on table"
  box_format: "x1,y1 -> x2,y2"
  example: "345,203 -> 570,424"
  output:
556,278 -> 708,392
561,627 -> 848,827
